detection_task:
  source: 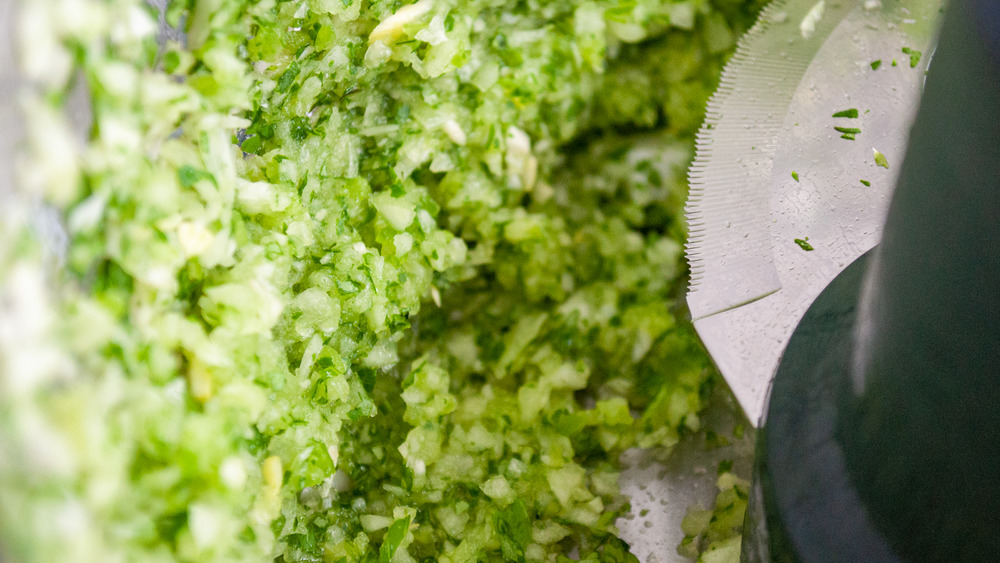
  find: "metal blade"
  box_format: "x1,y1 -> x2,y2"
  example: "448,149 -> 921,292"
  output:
686,0 -> 943,426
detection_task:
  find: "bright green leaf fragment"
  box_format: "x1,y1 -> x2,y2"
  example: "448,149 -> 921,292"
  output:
794,238 -> 814,251
871,59 -> 882,70
835,126 -> 861,140
892,59 -> 898,67
240,135 -> 262,154
275,61 -> 301,93
902,47 -> 922,68
860,179 -> 871,187
791,171 -> 799,182
177,165 -> 214,188
832,108 -> 859,118
494,499 -> 531,562
873,148 -> 890,169
380,516 -> 411,563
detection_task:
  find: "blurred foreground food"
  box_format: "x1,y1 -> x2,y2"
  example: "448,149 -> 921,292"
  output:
0,0 -> 761,560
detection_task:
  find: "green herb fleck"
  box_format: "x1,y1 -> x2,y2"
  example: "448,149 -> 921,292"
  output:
835,126 -> 861,140
177,166 -> 215,188
892,59 -> 898,67
289,117 -> 315,141
163,51 -> 181,74
276,61 -> 301,94
794,238 -> 814,251
834,127 -> 861,141
873,148 -> 890,169
860,179 -> 871,187
791,171 -> 799,182
718,459 -> 734,475
494,499 -> 531,562
832,108 -> 859,118
902,47 -> 922,68
871,59 -> 882,70
240,135 -> 262,155
379,516 -> 411,563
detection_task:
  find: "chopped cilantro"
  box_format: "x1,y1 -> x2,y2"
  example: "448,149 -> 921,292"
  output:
871,59 -> 882,70
832,108 -> 859,118
379,516 -> 411,563
494,500 -> 532,562
902,46 -> 922,68
873,148 -> 890,168
860,179 -> 871,187
794,238 -> 815,251
791,171 -> 799,182
835,126 -> 861,140
240,135 -> 263,154
275,61 -> 301,94
177,165 -> 215,188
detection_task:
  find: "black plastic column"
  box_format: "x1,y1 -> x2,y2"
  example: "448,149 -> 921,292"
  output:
837,0 -> 1000,559
743,1 -> 1000,561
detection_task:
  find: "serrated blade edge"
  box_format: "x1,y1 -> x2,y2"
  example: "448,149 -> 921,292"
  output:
685,0 -> 825,321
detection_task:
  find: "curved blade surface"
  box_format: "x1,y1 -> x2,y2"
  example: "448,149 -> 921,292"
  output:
686,0 -> 943,425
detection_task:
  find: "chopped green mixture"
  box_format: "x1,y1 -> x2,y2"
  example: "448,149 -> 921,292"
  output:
1,0 -> 762,561
794,238 -> 815,251
677,469 -> 749,563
